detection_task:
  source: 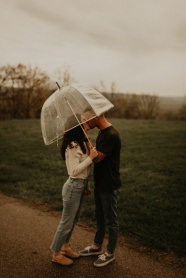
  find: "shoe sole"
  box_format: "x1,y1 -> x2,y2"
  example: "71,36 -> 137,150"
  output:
79,250 -> 103,257
52,259 -> 73,266
93,257 -> 115,267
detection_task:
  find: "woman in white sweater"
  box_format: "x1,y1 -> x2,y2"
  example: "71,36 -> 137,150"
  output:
50,120 -> 98,266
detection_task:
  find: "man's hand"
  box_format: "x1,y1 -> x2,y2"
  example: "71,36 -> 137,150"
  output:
93,151 -> 107,163
85,184 -> 91,196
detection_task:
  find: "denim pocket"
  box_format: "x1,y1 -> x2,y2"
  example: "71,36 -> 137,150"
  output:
73,181 -> 85,189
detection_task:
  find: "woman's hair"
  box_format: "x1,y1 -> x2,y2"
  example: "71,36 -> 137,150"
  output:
60,115 -> 86,160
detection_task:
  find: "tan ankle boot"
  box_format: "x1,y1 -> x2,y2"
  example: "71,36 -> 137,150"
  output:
61,248 -> 80,259
52,254 -> 73,265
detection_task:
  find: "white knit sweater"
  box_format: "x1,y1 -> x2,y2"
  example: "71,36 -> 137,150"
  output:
65,142 -> 92,179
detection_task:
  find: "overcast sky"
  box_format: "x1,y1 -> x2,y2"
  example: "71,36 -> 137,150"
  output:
0,0 -> 186,96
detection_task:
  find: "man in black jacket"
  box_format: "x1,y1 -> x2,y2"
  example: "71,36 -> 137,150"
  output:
79,114 -> 121,267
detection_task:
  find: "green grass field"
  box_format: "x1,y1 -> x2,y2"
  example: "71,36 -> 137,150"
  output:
0,119 -> 185,255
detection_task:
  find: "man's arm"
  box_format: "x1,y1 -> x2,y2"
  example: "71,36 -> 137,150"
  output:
93,151 -> 107,163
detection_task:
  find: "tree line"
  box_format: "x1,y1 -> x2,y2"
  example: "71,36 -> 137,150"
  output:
0,64 -> 185,120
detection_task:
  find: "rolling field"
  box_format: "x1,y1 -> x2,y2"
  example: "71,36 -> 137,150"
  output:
0,119 -> 185,255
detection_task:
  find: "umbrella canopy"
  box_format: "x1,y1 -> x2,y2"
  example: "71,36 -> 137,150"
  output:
41,84 -> 114,145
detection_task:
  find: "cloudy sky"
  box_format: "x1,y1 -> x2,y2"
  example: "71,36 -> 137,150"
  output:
0,0 -> 186,96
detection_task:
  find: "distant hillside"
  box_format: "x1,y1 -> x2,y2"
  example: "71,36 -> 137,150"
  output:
158,96 -> 185,112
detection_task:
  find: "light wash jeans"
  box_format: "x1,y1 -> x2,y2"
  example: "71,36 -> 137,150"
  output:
50,177 -> 88,252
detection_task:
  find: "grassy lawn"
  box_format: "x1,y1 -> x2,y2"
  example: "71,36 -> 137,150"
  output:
0,119 -> 185,255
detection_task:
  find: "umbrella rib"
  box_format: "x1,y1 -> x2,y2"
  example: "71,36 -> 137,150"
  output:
69,85 -> 98,116
68,86 -> 93,116
66,99 -> 93,147
63,90 -> 93,148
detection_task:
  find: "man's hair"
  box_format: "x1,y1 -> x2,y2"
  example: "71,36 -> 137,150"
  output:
84,107 -> 105,118
84,106 -> 94,114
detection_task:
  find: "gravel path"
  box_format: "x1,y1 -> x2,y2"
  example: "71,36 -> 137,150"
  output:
0,193 -> 185,278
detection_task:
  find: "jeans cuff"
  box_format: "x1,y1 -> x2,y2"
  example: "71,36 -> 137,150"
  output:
106,249 -> 114,254
93,242 -> 102,247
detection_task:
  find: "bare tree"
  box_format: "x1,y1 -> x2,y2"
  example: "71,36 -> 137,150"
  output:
0,65 -> 21,118
0,65 -> 14,89
53,66 -> 75,88
138,94 -> 160,119
0,64 -> 51,119
18,65 -> 50,118
124,94 -> 140,119
110,81 -> 117,94
93,80 -> 118,94
178,96 -> 186,120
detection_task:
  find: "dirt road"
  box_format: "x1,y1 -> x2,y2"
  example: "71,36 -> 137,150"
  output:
0,193 -> 185,278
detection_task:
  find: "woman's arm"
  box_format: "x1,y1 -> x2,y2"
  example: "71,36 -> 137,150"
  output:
67,146 -> 93,177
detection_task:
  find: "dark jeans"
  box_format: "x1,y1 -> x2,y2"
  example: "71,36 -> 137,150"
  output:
93,188 -> 120,254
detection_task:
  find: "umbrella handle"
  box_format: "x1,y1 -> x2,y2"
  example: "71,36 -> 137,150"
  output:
84,133 -> 94,148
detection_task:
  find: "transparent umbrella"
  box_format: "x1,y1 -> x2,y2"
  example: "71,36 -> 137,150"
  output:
40,84 -> 114,145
